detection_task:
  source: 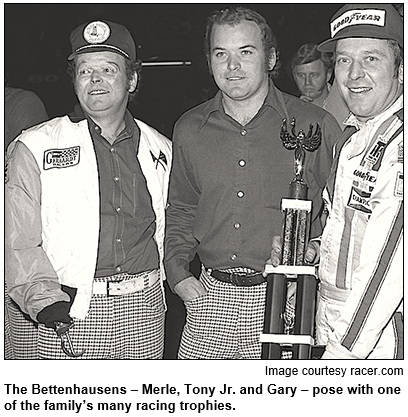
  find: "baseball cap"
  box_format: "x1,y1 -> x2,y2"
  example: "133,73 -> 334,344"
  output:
318,4 -> 403,52
68,20 -> 137,60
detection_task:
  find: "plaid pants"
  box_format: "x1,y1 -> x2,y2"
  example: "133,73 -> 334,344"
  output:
4,287 -> 38,359
6,272 -> 165,359
178,268 -> 267,359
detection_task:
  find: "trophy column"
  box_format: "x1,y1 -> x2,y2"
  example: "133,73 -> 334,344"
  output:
261,119 -> 320,360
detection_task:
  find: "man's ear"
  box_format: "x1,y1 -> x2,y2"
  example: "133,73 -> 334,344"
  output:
398,62 -> 403,84
326,68 -> 333,83
128,73 -> 138,93
268,48 -> 277,71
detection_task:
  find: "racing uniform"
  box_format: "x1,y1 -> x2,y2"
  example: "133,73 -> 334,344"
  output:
317,95 -> 403,359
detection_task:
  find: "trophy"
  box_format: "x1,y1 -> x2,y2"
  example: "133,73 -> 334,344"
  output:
261,118 -> 321,359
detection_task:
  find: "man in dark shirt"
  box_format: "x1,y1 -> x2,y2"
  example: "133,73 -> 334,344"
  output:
5,20 -> 171,359
164,6 -> 342,359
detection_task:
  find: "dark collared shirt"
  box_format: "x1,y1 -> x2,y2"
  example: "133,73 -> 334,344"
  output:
71,109 -> 159,277
165,81 -> 342,290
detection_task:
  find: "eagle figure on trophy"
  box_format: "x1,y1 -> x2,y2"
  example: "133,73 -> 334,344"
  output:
280,118 -> 322,182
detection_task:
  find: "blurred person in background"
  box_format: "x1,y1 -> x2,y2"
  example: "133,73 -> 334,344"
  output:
291,43 -> 349,129
5,83 -> 49,151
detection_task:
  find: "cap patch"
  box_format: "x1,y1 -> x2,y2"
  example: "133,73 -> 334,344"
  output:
83,21 -> 111,45
331,9 -> 385,37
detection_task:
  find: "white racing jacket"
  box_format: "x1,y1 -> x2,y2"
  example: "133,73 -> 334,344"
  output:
5,115 -> 172,320
318,95 -> 403,359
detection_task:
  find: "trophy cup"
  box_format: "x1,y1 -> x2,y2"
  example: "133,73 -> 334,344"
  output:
261,118 -> 321,359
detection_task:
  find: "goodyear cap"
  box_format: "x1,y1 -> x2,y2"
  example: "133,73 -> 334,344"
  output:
318,4 -> 403,52
68,20 -> 136,60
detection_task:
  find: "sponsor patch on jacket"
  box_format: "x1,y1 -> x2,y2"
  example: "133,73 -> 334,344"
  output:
397,142 -> 403,163
331,9 -> 385,37
348,186 -> 372,214
394,172 -> 403,197
150,150 -> 167,170
43,146 -> 80,170
364,139 -> 386,170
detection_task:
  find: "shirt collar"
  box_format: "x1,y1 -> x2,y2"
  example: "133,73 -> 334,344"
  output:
197,80 -> 288,131
70,105 -> 136,141
197,90 -> 224,131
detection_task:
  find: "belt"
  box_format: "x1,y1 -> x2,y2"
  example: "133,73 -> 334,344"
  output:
92,270 -> 159,296
207,269 -> 266,287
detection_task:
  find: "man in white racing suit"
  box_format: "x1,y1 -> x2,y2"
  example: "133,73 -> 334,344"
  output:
268,4 -> 403,359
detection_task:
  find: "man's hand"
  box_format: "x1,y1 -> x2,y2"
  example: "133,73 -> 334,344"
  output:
37,301 -> 72,329
263,235 -> 321,276
36,285 -> 77,330
174,276 -> 207,302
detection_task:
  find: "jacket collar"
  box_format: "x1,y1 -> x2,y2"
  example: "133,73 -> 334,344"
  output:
68,105 -> 136,139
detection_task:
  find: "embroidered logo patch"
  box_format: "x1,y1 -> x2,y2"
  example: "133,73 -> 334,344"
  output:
394,172 -> 403,197
348,186 -> 372,214
331,9 -> 385,37
150,150 -> 167,170
83,21 -> 110,44
43,146 -> 80,170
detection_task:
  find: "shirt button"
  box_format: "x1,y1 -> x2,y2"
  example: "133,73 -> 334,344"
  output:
110,148 -> 115,153
234,222 -> 241,229
231,254 -> 237,261
116,266 -> 122,273
241,129 -> 247,136
114,177 -> 119,182
116,237 -> 122,243
237,191 -> 244,198
116,207 -> 122,213
239,160 -> 246,167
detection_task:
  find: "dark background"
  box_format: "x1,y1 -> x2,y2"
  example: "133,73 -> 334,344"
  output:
4,3 -> 343,138
4,3 -> 343,359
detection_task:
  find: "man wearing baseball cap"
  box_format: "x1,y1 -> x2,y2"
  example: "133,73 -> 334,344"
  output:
270,3 -> 403,360
5,20 -> 172,359
314,4 -> 403,359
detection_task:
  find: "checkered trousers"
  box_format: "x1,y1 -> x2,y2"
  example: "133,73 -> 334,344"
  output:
4,285 -> 39,359
37,273 -> 165,359
178,268 -> 267,359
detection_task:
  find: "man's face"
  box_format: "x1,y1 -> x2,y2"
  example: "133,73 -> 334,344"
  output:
293,59 -> 331,100
210,20 -> 274,103
74,51 -> 137,119
335,38 -> 403,121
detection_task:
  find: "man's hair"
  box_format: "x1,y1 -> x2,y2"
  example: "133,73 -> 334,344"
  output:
67,58 -> 142,102
291,44 -> 332,72
204,6 -> 281,78
387,39 -> 403,78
